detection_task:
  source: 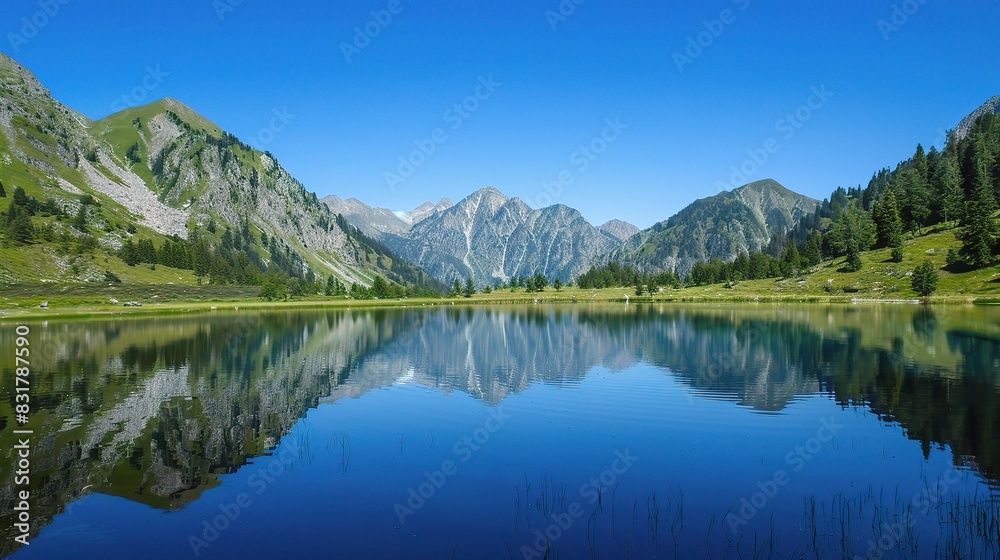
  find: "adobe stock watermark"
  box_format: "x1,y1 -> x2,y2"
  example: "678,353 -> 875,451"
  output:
535,117 -> 628,208
725,416 -> 843,535
340,0 -> 405,63
854,469 -> 963,560
212,0 -> 244,21
393,406 -> 511,525
188,443 -> 298,556
716,84 -> 833,191
251,107 -> 296,148
520,449 -> 638,560
7,0 -> 71,54
673,0 -> 750,73
544,0 -> 587,31
384,74 -> 501,191
878,0 -> 929,41
109,65 -> 170,114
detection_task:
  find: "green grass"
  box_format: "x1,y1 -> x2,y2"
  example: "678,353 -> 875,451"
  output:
0,282 -> 258,313
1,214 -> 998,320
704,224 -> 1000,302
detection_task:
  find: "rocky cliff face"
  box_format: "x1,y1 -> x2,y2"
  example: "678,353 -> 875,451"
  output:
95,98 -> 376,283
955,95 -> 1000,141
378,187 -> 620,286
0,53 -> 429,287
613,179 -> 819,277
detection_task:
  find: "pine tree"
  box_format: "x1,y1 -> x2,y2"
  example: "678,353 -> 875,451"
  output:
780,243 -> 800,277
73,205 -> 87,231
933,155 -> 964,225
958,160 -> 999,268
898,169 -> 931,233
371,275 -> 389,299
12,187 -> 30,211
801,230 -> 823,266
119,239 -> 140,266
8,212 -> 34,243
912,144 -> 929,182
873,189 -> 903,248
830,205 -> 876,272
911,260 -> 939,297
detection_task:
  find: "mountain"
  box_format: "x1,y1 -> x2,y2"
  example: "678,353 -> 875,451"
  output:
0,53 -> 438,290
613,179 -> 819,276
378,187 -> 622,286
397,198 -> 453,225
955,95 -> 1000,141
321,195 -> 411,238
320,195 -> 452,238
598,219 -> 640,242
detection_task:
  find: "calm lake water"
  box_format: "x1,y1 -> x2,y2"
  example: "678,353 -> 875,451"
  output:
2,304 -> 999,559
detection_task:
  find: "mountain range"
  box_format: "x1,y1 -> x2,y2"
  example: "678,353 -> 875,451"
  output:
0,52 -> 992,289
323,180 -> 817,285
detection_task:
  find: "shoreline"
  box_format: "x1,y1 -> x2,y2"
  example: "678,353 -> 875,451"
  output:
1,286 -> 996,321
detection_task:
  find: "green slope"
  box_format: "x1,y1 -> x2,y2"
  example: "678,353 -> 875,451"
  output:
0,53 -> 440,292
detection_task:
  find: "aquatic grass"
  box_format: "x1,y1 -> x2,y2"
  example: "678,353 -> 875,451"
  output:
505,476 -> 997,559
296,423 -> 312,467
329,431 -> 351,474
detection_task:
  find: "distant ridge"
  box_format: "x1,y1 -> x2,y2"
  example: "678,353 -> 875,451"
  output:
611,179 -> 819,276
598,219 -> 640,242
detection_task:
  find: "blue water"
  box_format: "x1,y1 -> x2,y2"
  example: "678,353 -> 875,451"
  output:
3,305 -> 999,559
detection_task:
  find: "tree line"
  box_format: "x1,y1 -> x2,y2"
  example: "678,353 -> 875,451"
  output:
686,111 -> 1000,284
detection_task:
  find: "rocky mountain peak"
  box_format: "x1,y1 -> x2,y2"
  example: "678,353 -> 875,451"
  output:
0,52 -> 49,98
598,219 -> 640,242
467,186 -> 509,205
955,95 -> 1000,141
614,179 -> 819,276
398,197 -> 453,225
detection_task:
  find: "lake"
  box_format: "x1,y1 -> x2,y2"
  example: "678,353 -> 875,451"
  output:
2,304 -> 999,559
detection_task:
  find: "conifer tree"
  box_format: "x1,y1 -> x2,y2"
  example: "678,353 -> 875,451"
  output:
873,189 -> 903,248
830,205 -> 876,272
959,158 -> 999,267
933,155 -> 964,224
911,260 -> 939,297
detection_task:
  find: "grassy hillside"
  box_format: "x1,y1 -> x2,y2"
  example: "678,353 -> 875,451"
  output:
676,221 -> 1000,301
1,220 -> 997,321
0,52 -> 442,293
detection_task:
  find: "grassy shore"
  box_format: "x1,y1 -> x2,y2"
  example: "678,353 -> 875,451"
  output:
0,282 -> 997,322
2,225 -> 998,320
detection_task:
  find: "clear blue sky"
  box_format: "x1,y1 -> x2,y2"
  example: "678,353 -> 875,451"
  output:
2,0 -> 999,228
